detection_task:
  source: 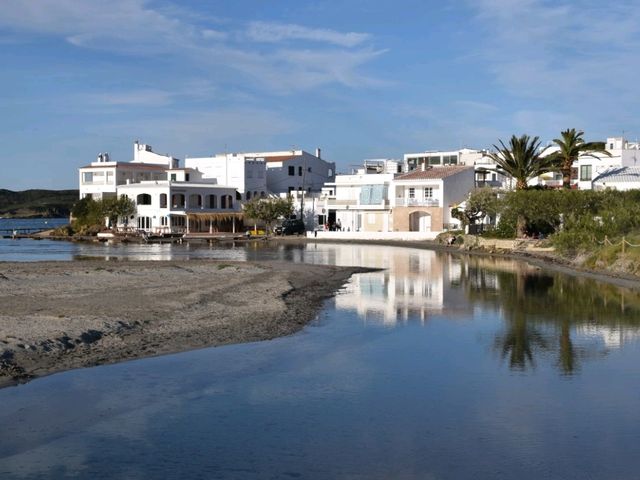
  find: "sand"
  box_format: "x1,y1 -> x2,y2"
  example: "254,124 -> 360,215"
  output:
0,260 -> 370,388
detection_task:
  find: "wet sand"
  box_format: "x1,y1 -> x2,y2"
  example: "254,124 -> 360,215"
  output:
0,260 -> 370,387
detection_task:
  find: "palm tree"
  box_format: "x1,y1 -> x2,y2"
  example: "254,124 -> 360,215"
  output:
548,128 -> 610,189
486,134 -> 555,190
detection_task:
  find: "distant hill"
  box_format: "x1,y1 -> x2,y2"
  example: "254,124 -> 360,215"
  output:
0,189 -> 79,218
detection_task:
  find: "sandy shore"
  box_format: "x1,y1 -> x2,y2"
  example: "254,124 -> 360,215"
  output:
0,260 -> 370,388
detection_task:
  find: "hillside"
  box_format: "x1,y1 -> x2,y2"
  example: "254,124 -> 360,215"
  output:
0,189 -> 79,218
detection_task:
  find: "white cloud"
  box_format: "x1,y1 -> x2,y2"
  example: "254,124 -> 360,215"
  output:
0,0 -> 383,93
246,21 -> 370,47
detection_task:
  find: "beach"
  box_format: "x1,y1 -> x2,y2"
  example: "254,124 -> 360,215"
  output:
0,260 -> 369,387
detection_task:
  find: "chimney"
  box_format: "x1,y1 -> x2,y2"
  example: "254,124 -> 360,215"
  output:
316,147 -> 321,159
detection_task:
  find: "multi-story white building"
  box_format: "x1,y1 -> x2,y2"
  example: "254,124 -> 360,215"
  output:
577,137 -> 640,189
321,160 -> 396,232
78,141 -> 178,201
79,142 -> 242,234
404,148 -> 510,190
316,160 -> 474,234
261,148 -> 335,194
184,153 -> 268,201
117,167 -> 241,234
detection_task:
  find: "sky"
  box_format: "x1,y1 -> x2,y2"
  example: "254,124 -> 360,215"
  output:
1,0 -> 640,189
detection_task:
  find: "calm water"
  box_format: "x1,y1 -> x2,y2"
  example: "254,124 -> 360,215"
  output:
1,244 -> 640,479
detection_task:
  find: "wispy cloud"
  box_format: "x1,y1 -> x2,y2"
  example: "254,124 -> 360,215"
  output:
0,0 -> 383,93
246,21 -> 370,47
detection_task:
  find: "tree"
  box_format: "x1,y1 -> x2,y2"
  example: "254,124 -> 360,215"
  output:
243,196 -> 294,234
547,128 -> 610,189
486,134 -> 555,190
451,187 -> 501,231
101,195 -> 136,228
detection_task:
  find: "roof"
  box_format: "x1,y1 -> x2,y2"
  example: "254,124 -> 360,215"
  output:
394,166 -> 473,181
593,166 -> 640,184
79,162 -> 167,170
263,155 -> 299,163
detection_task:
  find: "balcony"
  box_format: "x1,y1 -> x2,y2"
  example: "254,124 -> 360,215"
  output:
394,198 -> 440,208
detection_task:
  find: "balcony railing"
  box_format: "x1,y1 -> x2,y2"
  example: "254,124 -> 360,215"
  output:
394,198 -> 440,207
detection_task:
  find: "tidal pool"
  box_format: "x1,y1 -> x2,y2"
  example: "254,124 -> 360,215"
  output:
1,244 -> 639,479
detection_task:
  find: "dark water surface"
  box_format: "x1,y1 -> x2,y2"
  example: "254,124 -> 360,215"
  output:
1,244 -> 640,479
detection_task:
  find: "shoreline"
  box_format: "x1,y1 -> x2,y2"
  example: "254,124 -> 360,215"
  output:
0,260 -> 373,388
2,236 -> 640,389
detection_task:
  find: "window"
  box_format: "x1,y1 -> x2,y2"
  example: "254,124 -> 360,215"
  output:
288,186 -> 294,193
246,191 -> 251,200
136,193 -> 152,205
298,166 -> 303,176
172,193 -> 185,208
580,165 -> 592,181
288,166 -> 295,176
137,216 -> 151,229
82,172 -> 93,183
208,195 -> 217,208
428,156 -> 441,165
408,188 -> 415,198
610,143 -> 614,149
424,187 -> 433,198
308,167 -> 312,173
160,193 -> 167,208
170,173 -> 177,181
189,194 -> 202,208
443,155 -> 457,165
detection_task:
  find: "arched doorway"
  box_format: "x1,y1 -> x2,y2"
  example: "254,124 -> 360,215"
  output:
409,211 -> 431,232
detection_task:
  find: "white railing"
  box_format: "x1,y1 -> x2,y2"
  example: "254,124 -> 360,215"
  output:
393,198 -> 439,207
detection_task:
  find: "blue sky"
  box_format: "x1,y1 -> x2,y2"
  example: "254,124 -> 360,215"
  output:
1,0 -> 639,189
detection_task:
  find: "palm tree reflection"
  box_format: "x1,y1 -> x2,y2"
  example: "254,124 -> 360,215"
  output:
456,255 -> 640,375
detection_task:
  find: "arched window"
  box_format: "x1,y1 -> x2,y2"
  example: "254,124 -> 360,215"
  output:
159,193 -> 167,208
227,195 -> 233,209
172,193 -> 185,208
189,194 -> 202,208
207,195 -> 217,209
137,193 -> 152,205
221,195 -> 227,209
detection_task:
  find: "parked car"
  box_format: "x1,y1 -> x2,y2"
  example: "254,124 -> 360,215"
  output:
275,219 -> 306,236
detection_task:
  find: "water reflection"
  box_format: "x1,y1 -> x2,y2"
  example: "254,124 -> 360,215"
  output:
453,255 -> 640,375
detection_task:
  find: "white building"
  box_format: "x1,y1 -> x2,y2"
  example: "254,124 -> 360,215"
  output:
184,153 -> 268,201
79,142 -> 242,234
592,166 -> 640,191
117,168 -> 241,234
316,160 -> 473,235
577,137 -> 640,189
260,148 -> 335,194
404,147 -> 510,190
78,142 -> 175,201
321,160 -> 396,232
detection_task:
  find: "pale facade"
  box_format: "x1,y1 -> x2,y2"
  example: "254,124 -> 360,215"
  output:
78,142 -> 177,200
577,137 -> 640,190
405,148 -> 510,190
184,154 -> 268,200
391,166 -> 475,231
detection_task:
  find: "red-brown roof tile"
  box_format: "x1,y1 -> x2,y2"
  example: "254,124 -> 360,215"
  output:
395,166 -> 473,181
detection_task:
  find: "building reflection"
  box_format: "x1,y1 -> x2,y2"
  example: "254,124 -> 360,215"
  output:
319,244 -> 640,375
